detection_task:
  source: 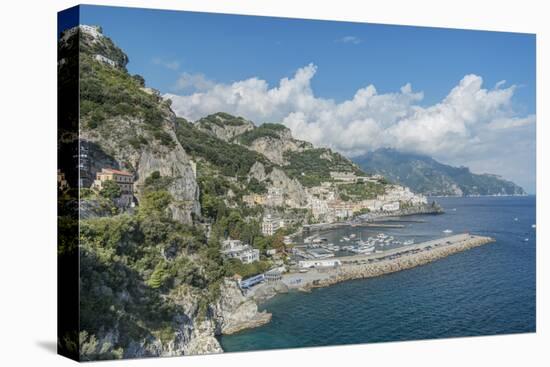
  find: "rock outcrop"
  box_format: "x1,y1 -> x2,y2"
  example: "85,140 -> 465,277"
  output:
214,280 -> 272,335
248,162 -> 309,207
247,127 -> 313,165
196,112 -> 255,142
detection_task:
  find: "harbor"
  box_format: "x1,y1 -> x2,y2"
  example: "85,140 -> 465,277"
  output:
244,233 -> 495,300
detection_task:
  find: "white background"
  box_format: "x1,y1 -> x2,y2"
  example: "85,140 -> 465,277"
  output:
0,0 -> 547,365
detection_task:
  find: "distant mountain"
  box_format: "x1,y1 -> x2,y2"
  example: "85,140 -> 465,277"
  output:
353,148 -> 526,197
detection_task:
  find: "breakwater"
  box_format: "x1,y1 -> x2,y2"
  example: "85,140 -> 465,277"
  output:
299,234 -> 494,290
247,234 -> 494,303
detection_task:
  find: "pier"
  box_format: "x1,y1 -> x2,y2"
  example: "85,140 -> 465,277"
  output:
246,233 -> 495,301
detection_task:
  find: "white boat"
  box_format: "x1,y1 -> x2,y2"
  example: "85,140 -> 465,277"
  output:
349,234 -> 357,239
524,238 -> 529,242
514,217 -> 519,221
342,236 -> 350,241
403,240 -> 414,246
443,229 -> 453,234
532,224 -> 536,229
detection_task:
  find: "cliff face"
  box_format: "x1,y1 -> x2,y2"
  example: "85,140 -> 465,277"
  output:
214,280 -> 272,335
70,25 -> 200,224
248,162 -> 310,207
245,126 -> 313,165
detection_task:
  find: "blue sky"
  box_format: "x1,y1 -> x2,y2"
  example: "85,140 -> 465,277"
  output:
67,5 -> 536,192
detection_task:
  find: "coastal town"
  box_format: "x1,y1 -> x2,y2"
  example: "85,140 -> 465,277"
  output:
59,157 -> 443,294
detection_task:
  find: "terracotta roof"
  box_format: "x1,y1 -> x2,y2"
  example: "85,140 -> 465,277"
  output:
101,168 -> 133,176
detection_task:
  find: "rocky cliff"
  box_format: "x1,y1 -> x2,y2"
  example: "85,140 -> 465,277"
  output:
67,25 -> 200,224
214,280 -> 272,334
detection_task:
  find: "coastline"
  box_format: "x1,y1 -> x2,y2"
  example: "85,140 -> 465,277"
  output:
301,203 -> 444,234
233,233 -> 495,329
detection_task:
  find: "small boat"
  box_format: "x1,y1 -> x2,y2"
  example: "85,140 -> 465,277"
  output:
524,238 -> 529,242
403,240 -> 414,246
532,224 -> 536,229
343,236 -> 350,242
443,229 -> 453,234
514,217 -> 519,221
349,234 -> 356,239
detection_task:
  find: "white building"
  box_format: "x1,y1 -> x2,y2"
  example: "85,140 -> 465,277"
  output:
298,259 -> 341,268
309,197 -> 329,217
382,201 -> 400,212
221,239 -> 260,264
80,25 -> 102,39
94,54 -> 118,67
262,214 -> 284,236
330,171 -> 357,182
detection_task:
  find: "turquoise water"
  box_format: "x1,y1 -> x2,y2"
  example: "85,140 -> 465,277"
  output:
220,196 -> 536,351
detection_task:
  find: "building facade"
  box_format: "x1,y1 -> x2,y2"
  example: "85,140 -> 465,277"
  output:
92,168 -> 134,207
220,239 -> 260,264
261,214 -> 284,236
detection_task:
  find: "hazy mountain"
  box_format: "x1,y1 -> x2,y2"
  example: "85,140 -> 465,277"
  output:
353,148 -> 526,197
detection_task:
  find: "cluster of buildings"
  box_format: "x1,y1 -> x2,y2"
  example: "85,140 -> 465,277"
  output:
305,174 -> 427,222
329,171 -> 384,183
220,239 -> 260,264
302,175 -> 426,222
245,171 -> 428,227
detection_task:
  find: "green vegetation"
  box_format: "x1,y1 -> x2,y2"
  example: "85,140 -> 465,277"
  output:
79,30 -> 129,67
236,123 -> 287,145
79,54 -> 163,127
338,181 -> 386,201
79,174 -> 228,359
78,46 -> 177,149
99,179 -> 121,199
176,118 -> 272,177
283,148 -> 360,187
198,112 -> 249,127
225,259 -> 271,279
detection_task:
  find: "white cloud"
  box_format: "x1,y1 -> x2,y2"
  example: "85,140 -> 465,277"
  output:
173,72 -> 215,92
338,36 -> 362,44
165,65 -> 535,190
152,57 -> 180,70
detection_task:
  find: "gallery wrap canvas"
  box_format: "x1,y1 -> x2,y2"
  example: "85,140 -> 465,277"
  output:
57,4 -> 536,362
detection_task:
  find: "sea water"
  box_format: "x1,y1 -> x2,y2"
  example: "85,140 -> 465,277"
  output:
220,196 -> 536,352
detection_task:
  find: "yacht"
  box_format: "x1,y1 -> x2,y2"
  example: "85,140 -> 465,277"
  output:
443,229 -> 453,234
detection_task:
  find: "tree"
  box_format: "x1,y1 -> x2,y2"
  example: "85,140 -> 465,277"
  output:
132,74 -> 145,87
99,180 -> 121,199
147,262 -> 169,289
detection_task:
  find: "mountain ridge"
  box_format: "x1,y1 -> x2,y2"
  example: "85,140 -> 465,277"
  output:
353,148 -> 526,197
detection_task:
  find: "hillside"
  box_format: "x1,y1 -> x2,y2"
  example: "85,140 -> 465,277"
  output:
58,25 -> 428,361
353,148 -> 526,197
59,25 -> 270,360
